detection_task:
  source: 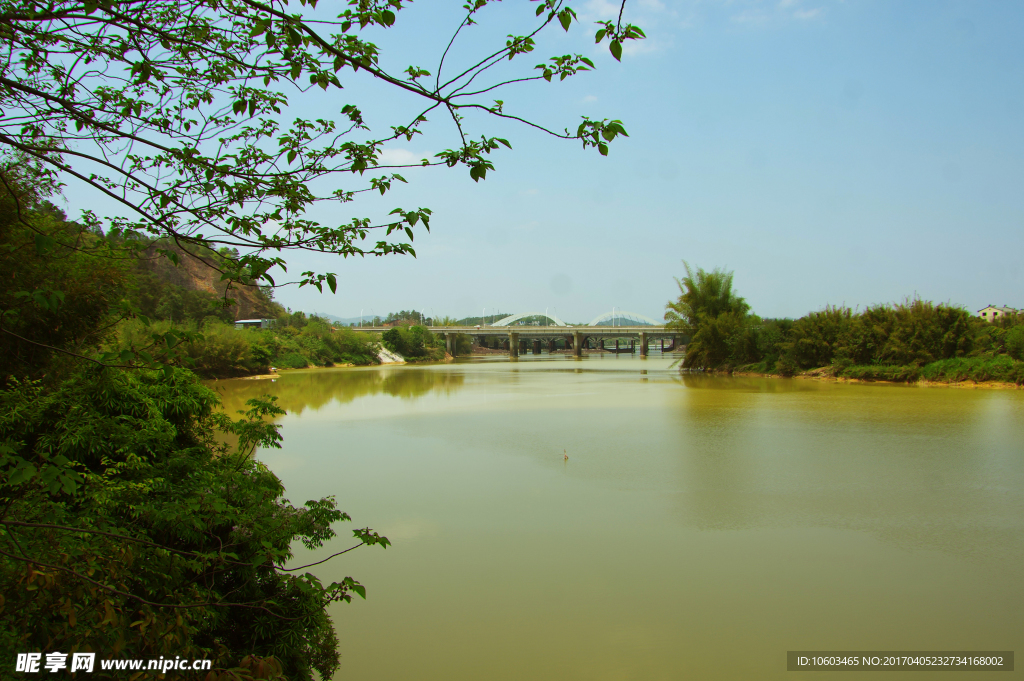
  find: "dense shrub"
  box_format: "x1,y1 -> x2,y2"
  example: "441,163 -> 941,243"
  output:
1,366 -> 384,679
111,320 -> 381,378
279,352 -> 309,369
666,264 -> 1017,384
919,356 -> 1024,384
774,301 -> 978,374
1006,326 -> 1024,361
780,306 -> 852,370
381,325 -> 444,360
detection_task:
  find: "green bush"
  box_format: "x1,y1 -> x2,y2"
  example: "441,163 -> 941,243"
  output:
279,352 -> 309,369
381,325 -> 443,360
0,366 -> 385,679
781,306 -> 852,369
919,356 -> 1024,384
107,320 -> 382,378
1003,326 -> 1024,360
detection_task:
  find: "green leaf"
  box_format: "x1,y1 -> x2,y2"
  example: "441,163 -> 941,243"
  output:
609,40 -> 622,61
34,233 -> 56,256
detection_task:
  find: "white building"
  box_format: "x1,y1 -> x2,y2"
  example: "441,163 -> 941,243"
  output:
234,318 -> 275,329
977,306 -> 1017,322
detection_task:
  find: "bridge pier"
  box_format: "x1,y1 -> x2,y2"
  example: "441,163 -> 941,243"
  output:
548,339 -> 557,352
639,331 -> 648,358
533,339 -> 541,355
573,331 -> 582,358
508,331 -> 519,358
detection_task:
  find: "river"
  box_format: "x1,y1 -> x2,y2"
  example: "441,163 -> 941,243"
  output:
211,355 -> 1024,680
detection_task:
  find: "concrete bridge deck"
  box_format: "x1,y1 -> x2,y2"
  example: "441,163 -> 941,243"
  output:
352,325 -> 680,358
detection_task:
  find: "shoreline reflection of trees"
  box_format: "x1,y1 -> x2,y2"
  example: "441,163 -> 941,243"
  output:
214,368 -> 466,416
677,373 -> 818,392
668,381 -> 1017,563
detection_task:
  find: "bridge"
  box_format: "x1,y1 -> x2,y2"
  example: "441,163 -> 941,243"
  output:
351,310 -> 681,359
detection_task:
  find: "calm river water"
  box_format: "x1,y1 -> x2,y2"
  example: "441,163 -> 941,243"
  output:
212,355 -> 1024,680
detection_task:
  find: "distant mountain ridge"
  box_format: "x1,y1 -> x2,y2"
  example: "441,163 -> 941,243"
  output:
314,314 -> 376,326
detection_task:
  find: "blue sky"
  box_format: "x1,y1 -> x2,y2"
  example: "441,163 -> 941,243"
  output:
71,0 -> 1024,322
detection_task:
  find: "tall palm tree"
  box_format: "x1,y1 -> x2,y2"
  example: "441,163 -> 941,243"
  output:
665,261 -> 749,331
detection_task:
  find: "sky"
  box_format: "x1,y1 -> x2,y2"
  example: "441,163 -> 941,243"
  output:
66,0 -> 1024,323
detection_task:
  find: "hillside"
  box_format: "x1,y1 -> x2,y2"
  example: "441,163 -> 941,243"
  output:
135,242 -> 279,321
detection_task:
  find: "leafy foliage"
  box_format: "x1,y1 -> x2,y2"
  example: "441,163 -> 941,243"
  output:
0,173 -> 131,382
664,262 -> 752,369
1,2 -> 646,675
0,367 -> 389,679
381,325 -> 444,360
1,0 -> 642,294
665,263 -> 1023,383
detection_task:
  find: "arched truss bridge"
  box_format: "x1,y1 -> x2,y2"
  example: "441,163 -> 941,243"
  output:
492,311 -> 568,327
492,310 -> 660,327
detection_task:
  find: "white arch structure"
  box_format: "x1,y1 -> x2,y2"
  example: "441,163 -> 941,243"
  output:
587,310 -> 660,327
491,312 -> 567,327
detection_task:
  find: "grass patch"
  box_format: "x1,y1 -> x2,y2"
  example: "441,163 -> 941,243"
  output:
835,357 -> 1024,384
919,356 -> 1024,384
839,365 -> 921,382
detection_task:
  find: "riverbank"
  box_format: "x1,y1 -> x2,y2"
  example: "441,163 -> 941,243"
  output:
730,357 -> 1024,389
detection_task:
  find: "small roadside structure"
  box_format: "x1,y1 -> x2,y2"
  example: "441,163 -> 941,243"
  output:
977,305 -> 1017,322
234,318 -> 275,329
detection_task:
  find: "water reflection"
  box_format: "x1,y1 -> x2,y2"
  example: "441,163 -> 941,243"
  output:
211,366 -> 465,416
211,360 -> 1024,681
678,372 -> 813,392
670,377 -> 1023,562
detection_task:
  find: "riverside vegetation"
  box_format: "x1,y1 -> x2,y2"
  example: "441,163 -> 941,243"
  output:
667,263 -> 1024,385
0,0 -> 644,677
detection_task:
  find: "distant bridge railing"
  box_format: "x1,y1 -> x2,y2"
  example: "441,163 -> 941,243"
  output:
351,324 -> 681,359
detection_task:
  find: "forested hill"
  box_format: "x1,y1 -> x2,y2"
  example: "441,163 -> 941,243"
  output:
132,241 -> 280,323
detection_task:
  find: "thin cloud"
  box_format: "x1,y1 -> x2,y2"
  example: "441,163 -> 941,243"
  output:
378,148 -> 430,166
732,8 -> 770,24
727,0 -> 827,26
793,7 -> 822,19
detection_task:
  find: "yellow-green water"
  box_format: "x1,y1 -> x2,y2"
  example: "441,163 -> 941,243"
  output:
211,355 -> 1024,680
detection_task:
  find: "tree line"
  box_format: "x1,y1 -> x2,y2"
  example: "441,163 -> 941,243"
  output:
667,263 -> 1024,384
